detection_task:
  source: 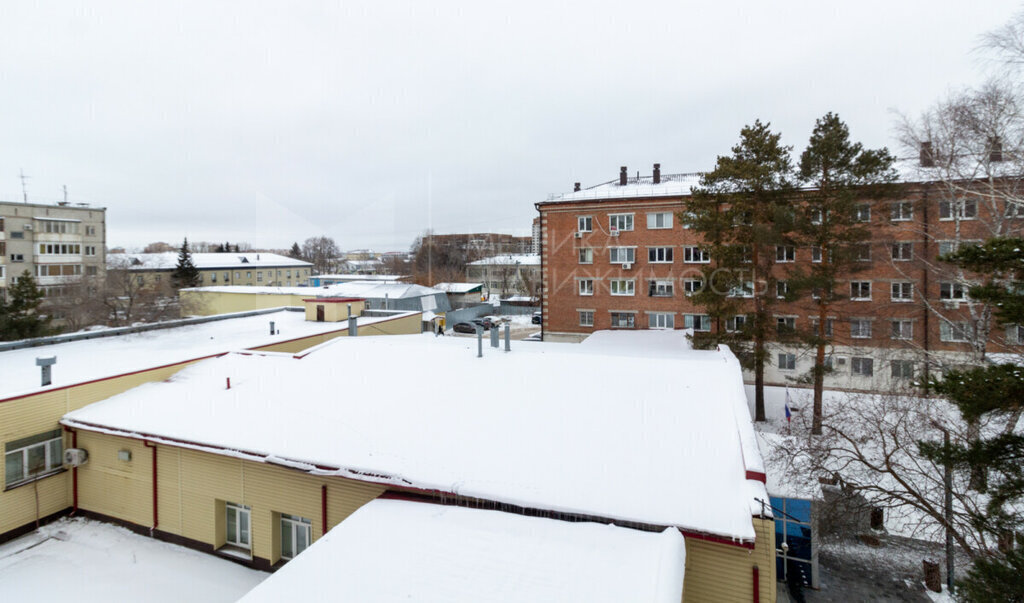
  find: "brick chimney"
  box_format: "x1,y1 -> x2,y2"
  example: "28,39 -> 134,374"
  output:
574,182 -> 581,192
990,136 -> 1003,163
653,163 -> 661,184
619,166 -> 627,186
920,142 -> 935,167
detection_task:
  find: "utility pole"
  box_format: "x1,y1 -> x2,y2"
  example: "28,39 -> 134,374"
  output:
19,169 -> 29,203
63,185 -> 68,204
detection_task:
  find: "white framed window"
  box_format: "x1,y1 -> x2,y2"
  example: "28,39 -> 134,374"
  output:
683,246 -> 710,263
854,244 -> 871,262
578,216 -> 593,233
246,272 -> 252,279
610,279 -> 634,296
647,212 -> 672,229
811,246 -> 822,263
1006,324 -> 1024,345
647,247 -> 673,263
609,312 -> 635,328
854,204 -> 871,222
578,279 -> 594,296
940,321 -> 971,342
729,281 -> 754,298
810,317 -> 834,338
850,318 -> 872,339
778,353 -> 796,371
225,502 -> 251,549
850,281 -> 871,300
648,312 -> 674,329
940,282 -> 966,300
579,310 -> 594,327
684,314 -> 710,332
4,430 -> 63,487
851,357 -> 874,376
1006,203 -> 1024,219
891,360 -> 915,379
726,315 -> 747,332
210,272 -> 217,283
609,213 -> 633,232
650,279 -> 674,297
280,514 -> 312,560
0,266 -> 5,279
257,272 -> 263,282
890,201 -> 913,221
939,199 -> 978,220
809,208 -> 823,225
776,281 -> 789,299
682,279 -> 701,296
891,319 -> 913,340
609,247 -> 635,264
578,248 -> 593,264
235,272 -> 240,279
85,246 -> 97,256
891,282 -> 914,302
891,242 -> 913,261
776,316 -> 796,333
776,246 -> 795,263
86,225 -> 97,236
10,254 -> 24,262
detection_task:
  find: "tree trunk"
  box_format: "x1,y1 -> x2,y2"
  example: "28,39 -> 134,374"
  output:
755,329 -> 766,422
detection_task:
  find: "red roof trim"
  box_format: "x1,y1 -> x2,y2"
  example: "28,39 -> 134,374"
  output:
301,297 -> 365,303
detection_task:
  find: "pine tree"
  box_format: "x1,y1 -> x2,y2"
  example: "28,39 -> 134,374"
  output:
171,238 -> 201,289
683,120 -> 796,421
289,242 -> 303,260
0,270 -> 51,341
791,113 -> 898,434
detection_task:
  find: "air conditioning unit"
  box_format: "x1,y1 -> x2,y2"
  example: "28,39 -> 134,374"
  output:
610,230 -> 619,237
622,262 -> 632,270
943,300 -> 961,310
23,224 -> 32,231
63,448 -> 88,467
574,232 -> 582,239
834,356 -> 848,368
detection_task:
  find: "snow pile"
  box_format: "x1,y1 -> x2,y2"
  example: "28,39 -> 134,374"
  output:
0,518 -> 266,602
64,331 -> 766,541
240,499 -> 685,603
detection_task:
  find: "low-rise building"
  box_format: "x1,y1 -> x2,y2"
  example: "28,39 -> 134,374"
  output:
466,254 -> 540,299
113,252 -> 312,288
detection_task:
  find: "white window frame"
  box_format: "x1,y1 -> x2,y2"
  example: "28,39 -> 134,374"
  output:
608,213 -> 634,232
4,431 -> 63,487
646,212 -> 672,229
609,312 -> 636,328
891,282 -> 914,302
578,279 -> 594,296
778,353 -> 796,371
940,282 -> 966,300
578,248 -> 593,264
280,514 -> 312,560
939,199 -> 978,221
810,317 -> 834,338
647,246 -> 673,263
577,216 -> 593,233
683,314 -> 710,332
225,502 -> 251,549
891,360 -> 915,379
776,245 -> 795,263
776,281 -> 789,299
579,310 -> 594,327
683,246 -> 710,263
854,204 -> 871,222
891,242 -> 913,261
811,246 -> 822,263
851,357 -> 874,376
776,316 -> 796,333
726,315 -> 747,332
850,318 -> 872,339
648,312 -> 674,329
891,319 -> 913,340
854,244 -> 872,262
609,247 -> 635,264
850,281 -> 872,301
682,279 -> 702,296
940,321 -> 971,342
890,201 -> 913,221
609,279 -> 635,296
650,279 -> 674,297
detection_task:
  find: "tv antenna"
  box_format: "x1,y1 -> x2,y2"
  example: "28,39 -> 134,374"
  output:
19,169 -> 29,203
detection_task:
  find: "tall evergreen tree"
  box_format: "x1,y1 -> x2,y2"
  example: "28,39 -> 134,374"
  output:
791,113 -> 898,434
289,242 -> 303,260
171,238 -> 201,289
683,120 -> 796,421
0,270 -> 51,341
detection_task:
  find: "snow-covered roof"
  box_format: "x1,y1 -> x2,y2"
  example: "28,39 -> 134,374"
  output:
63,330 -> 768,541
239,499 -> 686,603
467,254 -> 540,266
0,309 -> 401,399
543,173 -> 702,204
183,282 -> 443,299
111,252 -> 311,271
433,282 -> 483,293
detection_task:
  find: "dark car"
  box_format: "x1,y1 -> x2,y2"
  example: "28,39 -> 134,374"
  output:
531,311 -> 542,325
453,322 -> 478,334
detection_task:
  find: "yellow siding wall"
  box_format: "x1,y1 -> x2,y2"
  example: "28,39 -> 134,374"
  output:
359,313 -> 423,336
303,300 -> 367,322
179,290 -> 309,316
683,518 -> 776,603
75,433 -> 385,564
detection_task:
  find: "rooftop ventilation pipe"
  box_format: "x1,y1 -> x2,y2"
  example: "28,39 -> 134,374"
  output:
653,163 -> 661,184
36,356 -> 56,386
920,142 -> 935,167
574,182 -> 581,192
348,305 -> 357,336
619,166 -> 628,186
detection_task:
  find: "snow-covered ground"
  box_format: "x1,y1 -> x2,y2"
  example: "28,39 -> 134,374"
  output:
0,518 -> 267,602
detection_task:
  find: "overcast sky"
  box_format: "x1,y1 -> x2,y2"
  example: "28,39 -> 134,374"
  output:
0,1 -> 1018,252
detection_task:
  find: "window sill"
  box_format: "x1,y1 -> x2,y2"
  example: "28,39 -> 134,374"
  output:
4,468 -> 67,492
217,545 -> 252,560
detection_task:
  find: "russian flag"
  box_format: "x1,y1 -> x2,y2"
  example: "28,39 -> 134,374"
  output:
784,387 -> 792,423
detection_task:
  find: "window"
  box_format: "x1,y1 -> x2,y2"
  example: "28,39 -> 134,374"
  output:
854,204 -> 871,222
850,281 -> 871,300
811,246 -> 822,263
578,216 -> 592,233
211,272 -> 217,283
891,282 -> 914,302
257,272 -> 263,282
578,279 -> 594,296
683,314 -> 711,332
939,199 -> 978,220
86,225 -> 97,236
85,246 -> 97,256
776,281 -> 789,299
891,360 -> 915,379
225,503 -> 251,549
776,316 -> 796,334
609,247 -> 635,264
729,281 -> 754,298
0,266 -> 4,279
682,279 -> 702,296
648,312 -> 674,329
940,321 -> 971,342
578,248 -> 593,264
778,353 -> 796,371
854,244 -> 871,262
10,254 -> 24,262
810,317 -> 834,338
10,231 -> 24,239
891,319 -> 913,340
647,212 -> 672,229
609,279 -> 634,296
235,272 -> 240,279
578,310 -> 594,327
609,312 -> 635,328
650,279 -> 674,297
0,217 -> 3,231
1006,203 -> 1024,219
280,514 -> 312,560
609,213 -> 633,232
891,242 -> 912,261
246,271 -> 252,278
851,357 -> 874,376
890,201 -> 913,221
647,247 -> 673,263
726,315 -> 747,332
776,246 -> 795,262
809,208 -> 823,225
683,246 -> 710,263
136,275 -> 144,285
4,430 -> 63,488
851,318 -> 872,339
940,282 -> 966,300
1006,324 -> 1024,345
0,242 -> 4,255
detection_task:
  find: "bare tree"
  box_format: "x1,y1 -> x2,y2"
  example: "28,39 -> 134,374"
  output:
301,236 -> 340,275
102,256 -> 179,325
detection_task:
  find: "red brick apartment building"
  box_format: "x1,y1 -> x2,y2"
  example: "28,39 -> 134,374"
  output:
536,163 -> 1024,390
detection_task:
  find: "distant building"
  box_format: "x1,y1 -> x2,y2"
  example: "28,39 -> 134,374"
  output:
466,254 -> 540,299
531,217 -> 541,254
433,282 -> 485,305
115,252 -> 312,288
421,233 -> 532,258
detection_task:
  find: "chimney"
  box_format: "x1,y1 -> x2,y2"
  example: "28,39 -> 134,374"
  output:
619,166 -> 628,186
920,142 -> 935,167
990,136 -> 1003,163
653,163 -> 661,184
573,182 -> 581,192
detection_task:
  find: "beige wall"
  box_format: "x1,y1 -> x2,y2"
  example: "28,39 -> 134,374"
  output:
179,290 -> 310,316
683,517 -> 776,603
303,300 -> 367,322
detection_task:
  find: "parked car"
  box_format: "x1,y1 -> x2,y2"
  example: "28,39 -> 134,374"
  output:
472,317 -> 494,330
453,322 -> 478,334
531,311 -> 542,325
